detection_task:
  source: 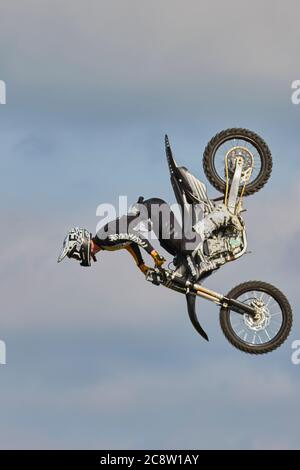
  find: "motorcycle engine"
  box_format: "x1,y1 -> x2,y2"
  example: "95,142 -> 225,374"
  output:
203,226 -> 244,262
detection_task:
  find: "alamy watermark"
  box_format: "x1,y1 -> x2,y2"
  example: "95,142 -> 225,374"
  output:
95,196 -> 205,251
0,339 -> 6,365
291,80 -> 300,104
291,340 -> 300,365
0,80 -> 6,104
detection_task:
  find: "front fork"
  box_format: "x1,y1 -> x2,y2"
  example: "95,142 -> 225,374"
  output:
146,268 -> 256,318
185,278 -> 256,317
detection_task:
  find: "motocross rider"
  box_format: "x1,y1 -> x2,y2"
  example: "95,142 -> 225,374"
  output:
57,196 -> 206,279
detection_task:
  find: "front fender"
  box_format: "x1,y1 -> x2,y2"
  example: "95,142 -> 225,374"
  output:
186,293 -> 209,341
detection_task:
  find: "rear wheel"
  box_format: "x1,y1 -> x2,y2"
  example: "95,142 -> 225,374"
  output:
203,128 -> 272,196
220,281 -> 292,354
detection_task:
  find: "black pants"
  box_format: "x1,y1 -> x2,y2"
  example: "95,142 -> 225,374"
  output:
137,198 -> 180,255
94,197 -> 200,261
137,197 -> 200,256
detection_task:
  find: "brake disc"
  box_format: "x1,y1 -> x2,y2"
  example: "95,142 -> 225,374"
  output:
226,146 -> 254,182
244,300 -> 271,331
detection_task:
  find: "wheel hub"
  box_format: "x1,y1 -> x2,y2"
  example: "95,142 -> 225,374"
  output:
226,146 -> 254,181
244,299 -> 270,331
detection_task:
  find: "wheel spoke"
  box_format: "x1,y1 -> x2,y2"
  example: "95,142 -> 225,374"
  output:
265,296 -> 273,307
265,329 -> 271,341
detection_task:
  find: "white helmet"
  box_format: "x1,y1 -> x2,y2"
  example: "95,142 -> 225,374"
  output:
58,227 -> 92,266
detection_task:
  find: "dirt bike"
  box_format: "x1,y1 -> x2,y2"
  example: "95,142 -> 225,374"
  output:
145,128 -> 292,355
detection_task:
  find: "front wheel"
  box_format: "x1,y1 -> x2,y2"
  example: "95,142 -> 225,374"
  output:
220,281 -> 292,354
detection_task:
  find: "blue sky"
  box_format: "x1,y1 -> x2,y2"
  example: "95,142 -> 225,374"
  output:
0,0 -> 300,449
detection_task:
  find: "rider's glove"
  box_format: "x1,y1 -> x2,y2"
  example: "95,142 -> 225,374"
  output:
151,250 -> 166,267
67,252 -> 81,262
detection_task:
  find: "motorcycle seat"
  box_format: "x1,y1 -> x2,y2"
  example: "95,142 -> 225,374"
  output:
176,166 -> 214,209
